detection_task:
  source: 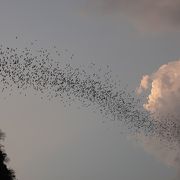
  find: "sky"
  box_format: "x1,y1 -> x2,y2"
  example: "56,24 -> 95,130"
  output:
0,0 -> 180,180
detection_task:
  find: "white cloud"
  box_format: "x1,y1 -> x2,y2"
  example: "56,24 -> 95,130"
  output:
137,60 -> 180,172
137,75 -> 150,94
140,60 -> 180,119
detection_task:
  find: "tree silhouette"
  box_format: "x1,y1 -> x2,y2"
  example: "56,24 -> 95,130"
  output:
0,130 -> 16,180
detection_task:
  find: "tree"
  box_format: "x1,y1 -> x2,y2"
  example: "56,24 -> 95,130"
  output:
0,130 -> 16,180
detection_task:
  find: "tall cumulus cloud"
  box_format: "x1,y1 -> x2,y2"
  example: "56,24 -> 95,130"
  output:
137,60 -> 180,174
85,0 -> 180,31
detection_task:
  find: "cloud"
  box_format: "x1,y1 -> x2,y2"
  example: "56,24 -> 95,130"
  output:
86,0 -> 180,31
134,133 -> 180,167
141,60 -> 180,118
137,75 -> 150,94
137,60 -> 180,174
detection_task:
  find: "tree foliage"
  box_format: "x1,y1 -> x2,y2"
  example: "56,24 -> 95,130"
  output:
0,130 -> 16,180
